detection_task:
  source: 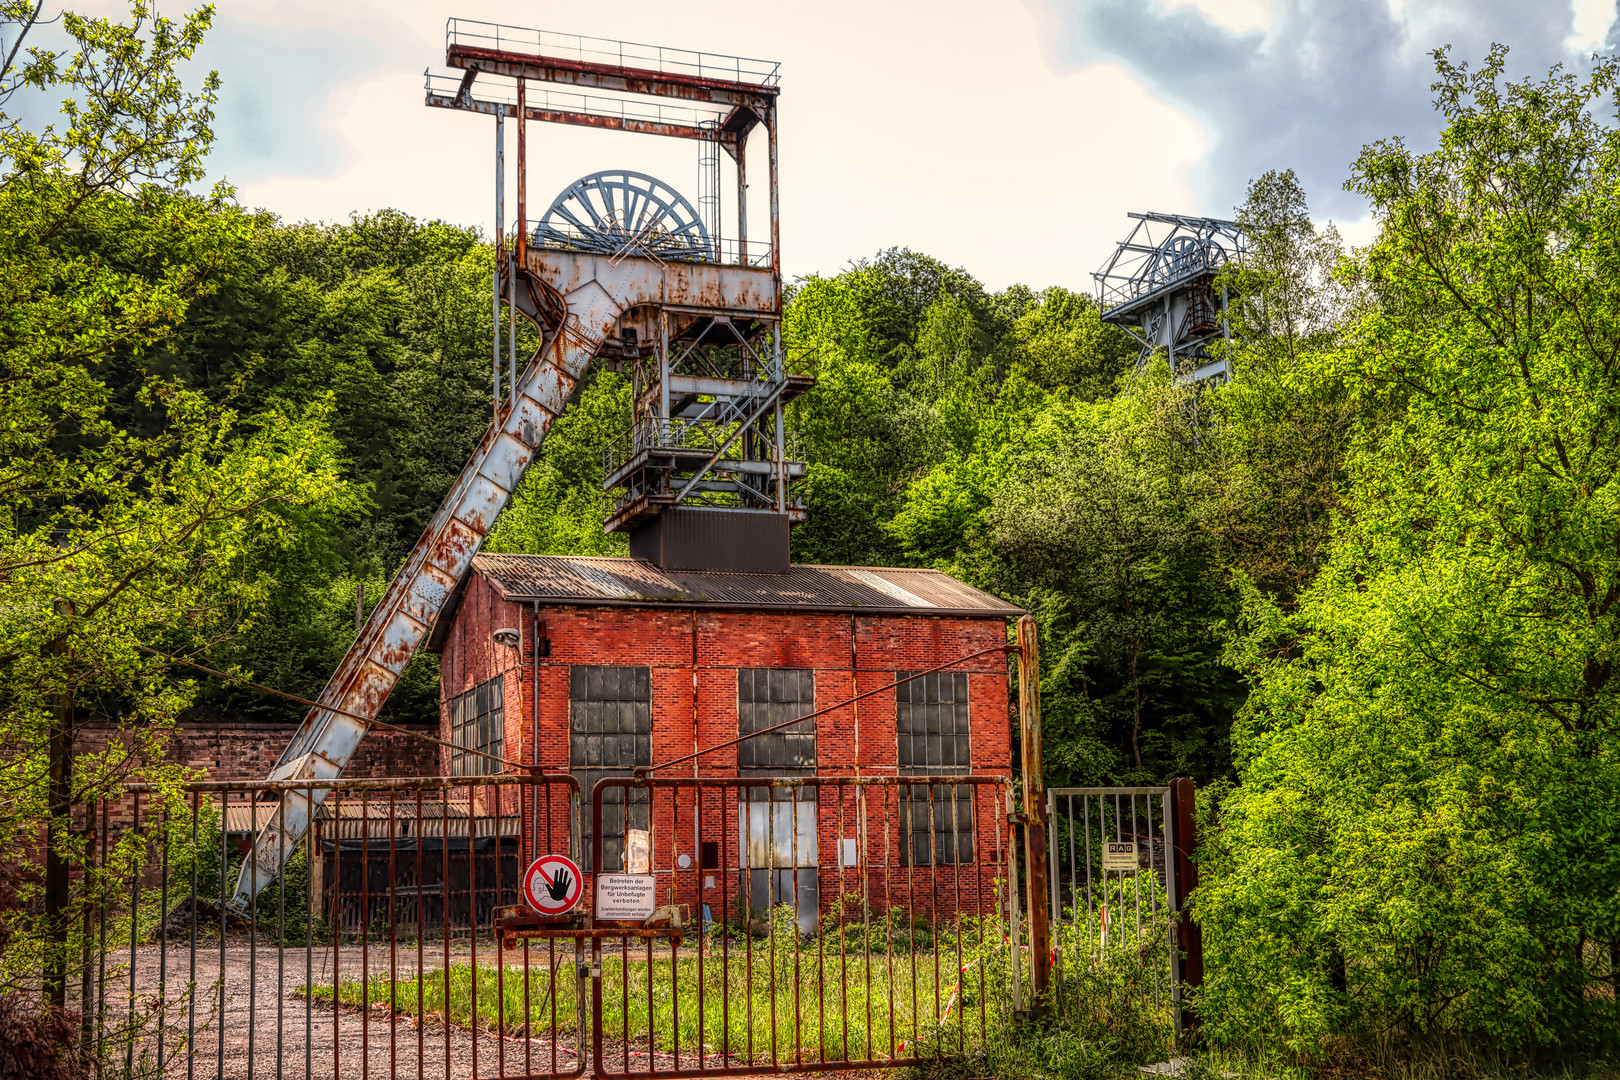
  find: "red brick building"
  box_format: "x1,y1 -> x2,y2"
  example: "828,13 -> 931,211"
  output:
430,553 -> 1022,926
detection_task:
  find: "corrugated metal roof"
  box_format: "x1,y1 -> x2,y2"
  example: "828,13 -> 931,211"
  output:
471,555 -> 1023,617
223,801 -> 520,838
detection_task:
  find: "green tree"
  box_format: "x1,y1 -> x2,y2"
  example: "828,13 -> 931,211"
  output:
985,368 -> 1240,784
1196,171 -> 1359,603
1202,49 -> 1620,1060
0,0 -> 361,1007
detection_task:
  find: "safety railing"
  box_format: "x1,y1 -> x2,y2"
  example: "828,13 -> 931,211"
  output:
526,219 -> 772,269
446,19 -> 782,87
602,417 -> 804,479
1095,246 -> 1226,310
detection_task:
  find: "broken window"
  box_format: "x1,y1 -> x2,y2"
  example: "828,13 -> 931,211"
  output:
449,676 -> 504,777
737,668 -> 818,932
896,670 -> 974,865
569,665 -> 652,872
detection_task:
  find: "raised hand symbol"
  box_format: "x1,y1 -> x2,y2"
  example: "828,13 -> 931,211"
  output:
546,867 -> 573,902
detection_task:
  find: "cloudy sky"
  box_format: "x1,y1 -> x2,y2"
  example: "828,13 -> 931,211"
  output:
78,0 -> 1620,289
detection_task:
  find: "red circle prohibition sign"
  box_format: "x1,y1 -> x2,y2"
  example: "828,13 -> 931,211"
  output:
523,853 -> 583,915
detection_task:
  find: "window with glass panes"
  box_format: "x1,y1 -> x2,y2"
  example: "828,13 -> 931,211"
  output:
738,668 -> 818,923
738,668 -> 816,773
569,665 -> 652,871
449,677 -> 503,776
896,670 -> 973,864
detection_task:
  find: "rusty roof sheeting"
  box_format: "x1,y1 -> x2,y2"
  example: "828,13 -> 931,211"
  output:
224,801 -> 520,839
470,555 -> 1022,617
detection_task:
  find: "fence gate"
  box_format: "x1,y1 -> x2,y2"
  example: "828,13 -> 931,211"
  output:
578,775 -> 1016,1077
71,772 -> 1026,1078
1044,785 -> 1193,1036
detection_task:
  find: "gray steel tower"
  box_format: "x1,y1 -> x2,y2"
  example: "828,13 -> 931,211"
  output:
1094,212 -> 1246,384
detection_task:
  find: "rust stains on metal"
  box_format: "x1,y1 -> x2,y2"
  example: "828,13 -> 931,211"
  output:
447,46 -> 779,107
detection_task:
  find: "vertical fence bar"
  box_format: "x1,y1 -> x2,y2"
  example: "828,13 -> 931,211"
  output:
442,792 -> 452,1079
389,788 -> 400,1080
1005,784 -> 1022,1017
360,789 -> 369,1079
305,787 -> 313,1080
157,803 -> 169,1075
905,782 -> 919,1053
331,790 -> 342,1080
415,786 -> 426,1080
248,792 -> 259,1080
836,780 -> 850,1062
879,785 -> 892,1061
951,782 -> 965,1053
215,793 -> 224,1080
469,784 -> 480,1080
126,791 -> 140,1079
188,791 -> 198,1080
741,790 -> 753,1068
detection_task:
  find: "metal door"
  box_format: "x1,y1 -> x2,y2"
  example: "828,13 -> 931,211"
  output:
1045,785 -> 1183,1029
82,774 -> 586,1080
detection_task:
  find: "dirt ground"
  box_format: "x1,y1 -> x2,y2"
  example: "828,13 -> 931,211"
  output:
109,939 -> 890,1079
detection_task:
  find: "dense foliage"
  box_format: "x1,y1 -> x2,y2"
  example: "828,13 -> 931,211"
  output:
0,0 -> 359,1003
1197,51 -> 1620,1060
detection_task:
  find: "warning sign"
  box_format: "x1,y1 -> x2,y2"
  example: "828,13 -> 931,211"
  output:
522,854 -> 583,915
595,874 -> 657,920
1101,842 -> 1138,872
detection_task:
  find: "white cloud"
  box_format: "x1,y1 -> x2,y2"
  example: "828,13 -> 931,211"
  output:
1159,0 -> 1274,34
1567,0 -> 1616,52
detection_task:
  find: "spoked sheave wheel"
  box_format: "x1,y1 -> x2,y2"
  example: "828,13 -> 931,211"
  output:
533,170 -> 712,261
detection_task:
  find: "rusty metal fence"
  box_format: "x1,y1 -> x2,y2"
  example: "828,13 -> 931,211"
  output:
1045,785 -> 1181,1036
579,774 -> 1016,1077
68,772 -> 1025,1079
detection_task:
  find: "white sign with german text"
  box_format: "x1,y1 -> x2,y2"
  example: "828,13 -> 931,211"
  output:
595,874 -> 657,919
1102,841 -> 1138,872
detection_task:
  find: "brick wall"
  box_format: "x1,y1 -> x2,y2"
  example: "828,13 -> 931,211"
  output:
74,719 -> 439,782
438,572 -> 1017,916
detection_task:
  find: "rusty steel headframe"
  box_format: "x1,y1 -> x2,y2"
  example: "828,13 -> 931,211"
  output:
232,23 -> 789,910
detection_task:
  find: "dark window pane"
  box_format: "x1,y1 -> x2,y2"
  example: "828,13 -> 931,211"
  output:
737,668 -> 815,776
570,667 -> 653,870
449,675 -> 504,776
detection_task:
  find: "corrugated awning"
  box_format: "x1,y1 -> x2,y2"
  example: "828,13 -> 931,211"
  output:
222,801 -> 520,839
470,555 -> 1023,617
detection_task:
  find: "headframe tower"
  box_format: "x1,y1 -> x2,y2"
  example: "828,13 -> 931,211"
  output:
427,21 -> 809,571
1093,212 -> 1246,384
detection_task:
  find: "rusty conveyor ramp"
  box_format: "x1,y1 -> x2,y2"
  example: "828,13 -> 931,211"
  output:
230,251 -> 772,909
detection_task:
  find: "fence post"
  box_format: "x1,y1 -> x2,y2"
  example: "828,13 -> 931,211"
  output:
1017,615 -> 1050,1000
1169,777 -> 1203,1041
44,600 -> 75,1013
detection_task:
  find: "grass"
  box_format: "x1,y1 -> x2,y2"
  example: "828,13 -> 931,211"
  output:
305,905 -> 1009,1066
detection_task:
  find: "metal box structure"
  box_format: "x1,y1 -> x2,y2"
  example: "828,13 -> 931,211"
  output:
232,21 -> 810,908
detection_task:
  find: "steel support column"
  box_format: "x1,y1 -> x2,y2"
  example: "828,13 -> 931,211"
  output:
1018,615 -> 1051,999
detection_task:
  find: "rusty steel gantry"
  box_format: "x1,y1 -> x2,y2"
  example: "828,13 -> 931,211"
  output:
1094,212 -> 1246,384
232,20 -> 803,908
432,20 -> 811,569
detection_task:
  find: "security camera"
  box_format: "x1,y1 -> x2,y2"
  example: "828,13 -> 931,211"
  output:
492,627 -> 521,648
